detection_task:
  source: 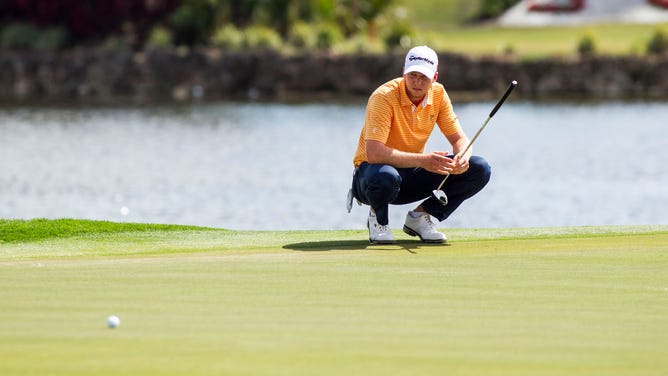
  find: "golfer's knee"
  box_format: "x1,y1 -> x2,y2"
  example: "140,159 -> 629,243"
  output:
469,156 -> 491,185
368,166 -> 401,199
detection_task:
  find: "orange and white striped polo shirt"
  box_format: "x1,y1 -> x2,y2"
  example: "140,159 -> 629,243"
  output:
352,77 -> 461,167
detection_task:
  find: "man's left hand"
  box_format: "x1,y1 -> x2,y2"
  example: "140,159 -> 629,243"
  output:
451,155 -> 470,175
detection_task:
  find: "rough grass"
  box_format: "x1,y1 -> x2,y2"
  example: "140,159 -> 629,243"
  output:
1,219 -> 667,375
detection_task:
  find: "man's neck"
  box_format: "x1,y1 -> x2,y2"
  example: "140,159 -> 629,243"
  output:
409,95 -> 424,106
404,85 -> 427,106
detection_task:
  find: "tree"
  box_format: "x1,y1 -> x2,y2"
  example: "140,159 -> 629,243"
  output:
473,0 -> 521,21
0,0 -> 402,49
0,0 -> 179,49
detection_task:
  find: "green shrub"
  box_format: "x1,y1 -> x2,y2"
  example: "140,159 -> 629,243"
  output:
287,21 -> 317,49
243,26 -> 283,50
335,34 -> 386,54
34,27 -> 68,51
577,34 -> 596,56
0,23 -> 68,51
169,1 -> 217,46
502,43 -> 516,55
146,26 -> 173,48
473,0 -> 522,21
1,22 -> 41,50
384,21 -> 414,49
315,23 -> 344,50
211,24 -> 245,49
646,29 -> 668,55
287,22 -> 344,51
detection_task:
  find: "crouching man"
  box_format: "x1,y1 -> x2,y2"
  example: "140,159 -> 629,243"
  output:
350,45 -> 491,244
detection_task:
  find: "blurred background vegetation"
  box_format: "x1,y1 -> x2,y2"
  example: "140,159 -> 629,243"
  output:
1,0 -> 666,57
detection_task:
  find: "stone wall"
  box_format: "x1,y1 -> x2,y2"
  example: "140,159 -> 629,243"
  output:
1,48 -> 667,103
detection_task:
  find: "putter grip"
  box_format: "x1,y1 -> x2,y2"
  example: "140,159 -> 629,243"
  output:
489,80 -> 517,118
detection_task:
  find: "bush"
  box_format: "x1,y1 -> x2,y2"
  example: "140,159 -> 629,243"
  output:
146,26 -> 173,48
243,26 -> 283,50
502,43 -> 516,55
211,24 -> 245,49
646,29 -> 668,55
473,0 -> 522,21
286,22 -> 344,51
169,0 -> 218,46
0,23 -> 68,51
335,34 -> 386,54
384,21 -> 414,49
1,22 -> 40,50
577,34 -> 596,56
35,27 -> 68,51
315,23 -> 344,50
287,21 -> 317,49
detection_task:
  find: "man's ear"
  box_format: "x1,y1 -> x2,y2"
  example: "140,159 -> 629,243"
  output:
433,72 -> 439,82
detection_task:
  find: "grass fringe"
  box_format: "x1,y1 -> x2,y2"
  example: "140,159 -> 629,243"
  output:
0,218 -> 217,243
1,219 -> 666,245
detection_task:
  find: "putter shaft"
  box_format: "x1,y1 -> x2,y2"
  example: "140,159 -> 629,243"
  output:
433,81 -> 517,194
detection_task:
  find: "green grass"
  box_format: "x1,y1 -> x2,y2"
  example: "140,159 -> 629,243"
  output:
399,0 -> 668,57
0,218 -> 216,243
399,0 -> 479,30
1,219 -> 667,375
420,23 -> 668,58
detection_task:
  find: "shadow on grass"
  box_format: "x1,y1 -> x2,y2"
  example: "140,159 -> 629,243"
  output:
283,240 -> 448,254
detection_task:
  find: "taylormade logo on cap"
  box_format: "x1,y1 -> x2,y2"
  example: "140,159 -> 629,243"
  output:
403,46 -> 438,79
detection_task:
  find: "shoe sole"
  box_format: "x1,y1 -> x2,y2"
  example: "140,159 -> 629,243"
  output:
403,225 -> 446,244
369,238 -> 396,245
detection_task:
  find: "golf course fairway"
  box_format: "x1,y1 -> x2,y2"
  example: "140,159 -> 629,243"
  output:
1,220 -> 667,375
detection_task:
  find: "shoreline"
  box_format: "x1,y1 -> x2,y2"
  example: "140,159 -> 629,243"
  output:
2,48 -> 668,104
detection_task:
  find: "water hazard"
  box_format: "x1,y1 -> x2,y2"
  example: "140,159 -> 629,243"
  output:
1,100 -> 666,230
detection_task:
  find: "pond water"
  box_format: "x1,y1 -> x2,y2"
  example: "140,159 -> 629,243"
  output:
1,99 -> 666,230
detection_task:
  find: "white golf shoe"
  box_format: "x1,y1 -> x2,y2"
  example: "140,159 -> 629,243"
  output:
367,211 -> 395,244
403,211 -> 446,243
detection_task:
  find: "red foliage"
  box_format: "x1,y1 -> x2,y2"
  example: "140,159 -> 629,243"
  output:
1,0 -> 179,43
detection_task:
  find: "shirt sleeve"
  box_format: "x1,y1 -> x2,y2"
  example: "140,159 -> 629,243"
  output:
435,89 -> 462,136
363,92 -> 393,144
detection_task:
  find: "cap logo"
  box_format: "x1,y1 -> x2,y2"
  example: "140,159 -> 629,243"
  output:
408,55 -> 435,66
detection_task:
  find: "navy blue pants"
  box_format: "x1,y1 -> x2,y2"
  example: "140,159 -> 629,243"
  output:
351,156 -> 491,226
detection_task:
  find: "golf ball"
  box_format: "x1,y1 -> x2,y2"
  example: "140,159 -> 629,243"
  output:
107,315 -> 120,328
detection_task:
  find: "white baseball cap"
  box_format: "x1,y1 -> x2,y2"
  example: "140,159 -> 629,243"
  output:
403,45 -> 438,79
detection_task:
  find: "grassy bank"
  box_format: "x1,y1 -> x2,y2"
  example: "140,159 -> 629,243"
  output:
400,0 -> 668,57
1,219 -> 667,375
421,23 -> 668,58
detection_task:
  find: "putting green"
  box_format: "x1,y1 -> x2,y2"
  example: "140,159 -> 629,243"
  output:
1,222 -> 667,375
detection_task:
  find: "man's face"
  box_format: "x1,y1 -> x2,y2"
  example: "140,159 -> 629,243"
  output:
404,71 -> 436,100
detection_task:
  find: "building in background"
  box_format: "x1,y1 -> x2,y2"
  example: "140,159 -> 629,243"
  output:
499,0 -> 668,26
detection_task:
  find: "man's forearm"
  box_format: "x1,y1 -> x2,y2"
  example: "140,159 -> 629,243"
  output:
378,149 -> 425,168
453,137 -> 472,161
366,140 -> 424,168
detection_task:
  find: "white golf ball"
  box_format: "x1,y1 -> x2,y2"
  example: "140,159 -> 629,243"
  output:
107,315 -> 120,328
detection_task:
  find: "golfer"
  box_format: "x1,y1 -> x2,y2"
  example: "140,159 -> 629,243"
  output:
350,45 -> 491,244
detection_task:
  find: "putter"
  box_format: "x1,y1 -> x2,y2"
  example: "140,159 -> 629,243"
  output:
432,80 -> 517,205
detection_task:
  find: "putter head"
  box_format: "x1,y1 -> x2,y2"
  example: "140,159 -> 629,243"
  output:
432,189 -> 448,206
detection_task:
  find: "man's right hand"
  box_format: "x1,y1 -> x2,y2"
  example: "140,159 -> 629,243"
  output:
366,141 -> 458,174
422,151 -> 456,175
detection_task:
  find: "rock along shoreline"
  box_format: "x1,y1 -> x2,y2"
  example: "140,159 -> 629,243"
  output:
1,48 -> 668,104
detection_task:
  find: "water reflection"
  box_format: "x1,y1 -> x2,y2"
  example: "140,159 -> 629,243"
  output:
1,101 -> 666,230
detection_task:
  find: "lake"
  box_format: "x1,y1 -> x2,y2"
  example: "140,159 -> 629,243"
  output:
1,100 -> 666,230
